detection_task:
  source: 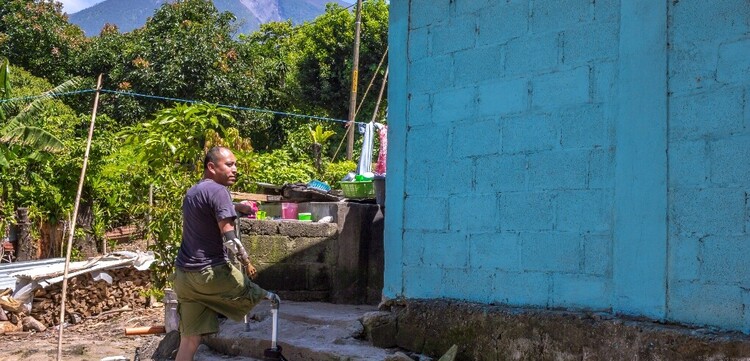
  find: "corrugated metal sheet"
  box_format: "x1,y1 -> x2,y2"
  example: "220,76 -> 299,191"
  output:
0,258 -> 65,291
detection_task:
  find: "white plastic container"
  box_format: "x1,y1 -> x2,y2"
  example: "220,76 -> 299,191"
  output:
163,288 -> 180,333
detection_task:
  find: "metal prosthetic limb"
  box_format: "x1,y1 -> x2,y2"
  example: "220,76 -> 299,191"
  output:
263,294 -> 287,361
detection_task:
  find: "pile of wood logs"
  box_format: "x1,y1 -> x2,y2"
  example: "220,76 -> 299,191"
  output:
30,267 -> 152,327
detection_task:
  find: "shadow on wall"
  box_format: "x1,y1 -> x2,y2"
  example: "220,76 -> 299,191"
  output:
236,202 -> 384,305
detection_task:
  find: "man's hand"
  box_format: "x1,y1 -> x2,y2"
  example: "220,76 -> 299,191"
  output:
244,262 -> 258,279
235,200 -> 258,216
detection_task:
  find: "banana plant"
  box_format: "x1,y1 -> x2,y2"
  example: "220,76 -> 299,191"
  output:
0,57 -> 84,168
309,124 -> 335,175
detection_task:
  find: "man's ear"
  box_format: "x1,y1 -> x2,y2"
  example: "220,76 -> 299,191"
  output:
206,161 -> 216,174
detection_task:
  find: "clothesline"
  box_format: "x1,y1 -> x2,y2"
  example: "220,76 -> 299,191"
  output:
0,88 -> 362,125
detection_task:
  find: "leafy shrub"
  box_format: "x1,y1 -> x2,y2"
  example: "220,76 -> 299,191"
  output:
320,160 -> 356,189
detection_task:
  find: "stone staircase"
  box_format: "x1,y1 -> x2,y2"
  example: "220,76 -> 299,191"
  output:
198,301 -> 396,361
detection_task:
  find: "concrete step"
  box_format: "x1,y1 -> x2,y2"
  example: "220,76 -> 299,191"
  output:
201,301 -> 394,361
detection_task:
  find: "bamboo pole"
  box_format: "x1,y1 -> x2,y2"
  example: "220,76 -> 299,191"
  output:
355,47 -> 388,117
370,65 -> 389,123
56,74 -> 103,361
346,0 -> 364,160
147,184 -> 153,249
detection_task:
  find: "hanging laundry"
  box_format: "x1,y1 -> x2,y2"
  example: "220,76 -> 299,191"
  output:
375,124 -> 387,176
357,122 -> 375,175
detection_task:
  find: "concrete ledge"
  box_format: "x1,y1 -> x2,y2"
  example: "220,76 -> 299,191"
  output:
390,299 -> 750,360
237,203 -> 383,305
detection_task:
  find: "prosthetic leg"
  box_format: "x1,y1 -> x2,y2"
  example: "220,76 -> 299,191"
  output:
263,297 -> 288,361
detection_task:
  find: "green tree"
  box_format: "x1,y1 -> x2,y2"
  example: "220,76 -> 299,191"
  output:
0,0 -> 86,84
291,1 -> 389,120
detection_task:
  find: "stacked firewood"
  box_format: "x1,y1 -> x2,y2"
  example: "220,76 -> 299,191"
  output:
30,267 -> 152,327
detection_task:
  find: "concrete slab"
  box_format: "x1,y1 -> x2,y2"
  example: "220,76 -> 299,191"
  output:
201,301 -> 395,361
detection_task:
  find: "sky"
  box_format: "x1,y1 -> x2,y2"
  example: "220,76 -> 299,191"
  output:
59,0 -> 355,15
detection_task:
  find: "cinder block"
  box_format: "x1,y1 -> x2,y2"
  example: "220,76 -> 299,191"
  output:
588,148 -> 615,189
246,235 -> 292,263
583,235 -> 611,276
455,0 -> 497,15
440,267 -> 495,303
476,3 -> 528,47
498,191 -> 553,231
670,87 -> 744,140
551,274 -> 611,310
429,158 -> 474,195
404,159 -> 432,196
307,264 -> 331,291
431,16 -> 476,55
555,189 -> 613,233
278,222 -> 336,238
670,188 -> 745,236
476,78 -> 528,117
559,105 -> 613,150
408,27 -> 431,62
592,61 -> 618,103
530,0 -> 593,32
519,232 -> 582,273
668,43 -> 719,94
475,154 -> 527,193
420,232 -> 469,268
406,125 -> 450,163
403,265 -> 444,299
409,0 -> 451,29
256,263 -> 308,291
408,55 -> 453,92
432,86 -> 476,124
670,0 -> 750,44
453,119 -> 501,157
492,271 -> 550,307
668,236 -> 700,282
402,230 -> 425,266
502,114 -> 558,154
700,235 -> 750,285
593,0 -> 619,23
717,38 -> 750,85
505,33 -> 559,75
669,140 -> 708,187
708,135 -> 750,186
527,150 -> 589,190
562,22 -> 618,65
453,45 -> 505,87
283,237 -> 332,264
449,194 -> 499,232
532,66 -> 590,111
404,196 -> 449,231
469,232 -> 520,271
407,92 -> 431,126
668,281 -> 745,332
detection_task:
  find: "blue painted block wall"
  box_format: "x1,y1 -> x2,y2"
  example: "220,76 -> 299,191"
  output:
667,0 -> 750,333
386,0 -> 750,333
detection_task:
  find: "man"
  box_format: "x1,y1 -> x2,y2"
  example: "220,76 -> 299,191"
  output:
174,146 -> 279,361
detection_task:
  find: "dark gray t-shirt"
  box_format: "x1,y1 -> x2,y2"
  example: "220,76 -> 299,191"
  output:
175,178 -> 237,270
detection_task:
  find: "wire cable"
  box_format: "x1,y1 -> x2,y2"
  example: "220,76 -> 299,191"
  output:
1,88 -> 360,125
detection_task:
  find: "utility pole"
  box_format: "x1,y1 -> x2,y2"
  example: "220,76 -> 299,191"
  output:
346,0 -> 363,160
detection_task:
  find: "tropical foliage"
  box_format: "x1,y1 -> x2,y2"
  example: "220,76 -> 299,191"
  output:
0,0 -> 389,285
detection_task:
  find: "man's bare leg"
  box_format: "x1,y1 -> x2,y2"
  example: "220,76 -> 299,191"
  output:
175,334 -> 201,361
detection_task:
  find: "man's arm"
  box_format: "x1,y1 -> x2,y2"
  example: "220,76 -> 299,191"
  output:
219,218 -> 258,279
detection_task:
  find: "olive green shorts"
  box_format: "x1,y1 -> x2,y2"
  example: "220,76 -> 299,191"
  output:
174,263 -> 266,336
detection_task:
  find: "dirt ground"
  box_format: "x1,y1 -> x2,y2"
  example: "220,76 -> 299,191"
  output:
0,305 -> 167,361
